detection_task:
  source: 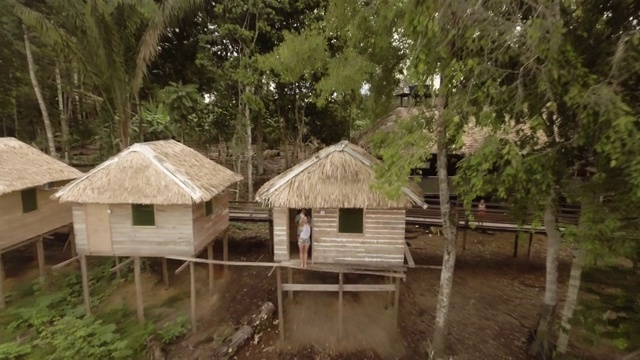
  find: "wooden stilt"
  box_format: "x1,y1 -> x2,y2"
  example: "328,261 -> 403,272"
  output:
462,219 -> 469,252
79,255 -> 90,314
190,261 -> 197,332
386,276 -> 393,309
207,242 -> 214,294
287,267 -> 293,301
338,272 -> 344,341
276,267 -> 284,341
513,232 -> 519,258
162,257 -> 169,289
36,237 -> 45,283
394,277 -> 401,327
527,232 -> 534,263
268,217 -> 274,256
114,257 -> 121,278
134,257 -> 144,322
0,253 -> 5,310
223,230 -> 229,272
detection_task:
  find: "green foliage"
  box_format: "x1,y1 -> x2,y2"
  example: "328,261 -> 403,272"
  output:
158,315 -> 190,345
0,342 -> 32,360
35,316 -> 132,360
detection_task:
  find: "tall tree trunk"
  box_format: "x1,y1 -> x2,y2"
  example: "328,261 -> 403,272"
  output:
529,192 -> 561,358
556,246 -> 586,354
245,86 -> 254,201
23,24 -> 56,158
118,100 -> 131,149
72,63 -> 82,129
255,111 -> 264,176
431,94 -> 458,359
10,71 -> 18,138
55,62 -> 70,162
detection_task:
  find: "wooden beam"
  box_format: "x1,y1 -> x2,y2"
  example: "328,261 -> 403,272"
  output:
114,257 -> 121,278
276,267 -> 284,341
223,230 -> 229,272
386,276 -> 393,309
207,242 -> 214,295
287,267 -> 293,301
282,284 -> 396,292
110,257 -> 133,273
79,255 -> 90,314
175,260 -> 190,275
190,261 -> 197,332
0,254 -> 5,310
36,237 -> 46,283
162,258 -> 169,289
462,219 -> 469,252
404,243 -> 415,268
134,257 -> 144,322
414,265 -> 443,269
338,272 -> 343,341
51,256 -> 79,271
513,232 -> 519,258
527,232 -> 534,263
394,277 -> 401,327
69,231 -> 77,258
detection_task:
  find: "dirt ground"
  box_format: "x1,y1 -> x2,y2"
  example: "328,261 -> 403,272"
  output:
1,224 -> 621,360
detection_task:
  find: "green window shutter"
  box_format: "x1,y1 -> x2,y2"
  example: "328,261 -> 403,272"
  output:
338,208 -> 364,233
132,204 -> 155,226
21,188 -> 38,213
205,200 -> 213,216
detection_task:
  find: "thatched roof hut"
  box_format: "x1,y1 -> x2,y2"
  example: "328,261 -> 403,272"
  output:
354,106 -> 548,155
256,140 -> 426,209
0,137 -> 82,196
54,139 -> 243,205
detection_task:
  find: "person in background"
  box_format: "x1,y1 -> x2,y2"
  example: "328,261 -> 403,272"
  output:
477,199 -> 486,226
295,209 -> 307,237
298,216 -> 311,268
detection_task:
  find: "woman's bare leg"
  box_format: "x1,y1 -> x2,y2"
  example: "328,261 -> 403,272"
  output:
303,244 -> 310,268
298,243 -> 304,267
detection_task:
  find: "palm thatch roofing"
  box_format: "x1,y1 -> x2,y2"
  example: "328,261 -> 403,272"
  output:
0,137 -> 83,196
354,106 -> 547,155
255,141 -> 427,209
54,140 -> 243,205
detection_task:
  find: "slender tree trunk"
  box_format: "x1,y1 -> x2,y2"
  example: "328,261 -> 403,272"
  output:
10,71 -> 18,138
431,95 -> 458,359
23,24 -> 56,158
245,86 -> 254,201
55,62 -> 70,162
529,192 -> 561,358
556,246 -> 586,354
72,63 -> 82,129
118,100 -> 131,149
256,109 -> 265,176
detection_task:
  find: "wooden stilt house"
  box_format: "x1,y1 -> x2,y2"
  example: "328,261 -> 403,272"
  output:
256,140 -> 426,266
0,137 -> 83,308
53,139 -> 243,320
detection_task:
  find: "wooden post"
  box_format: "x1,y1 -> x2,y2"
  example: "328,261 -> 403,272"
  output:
69,232 -> 77,258
36,237 -> 46,283
223,230 -> 229,272
0,254 -> 5,310
338,272 -> 344,341
207,242 -> 214,294
287,267 -> 293,301
162,257 -> 169,289
114,257 -> 121,278
276,267 -> 284,341
394,277 -> 401,327
79,255 -> 90,314
386,276 -> 393,309
527,232 -> 534,263
513,232 -> 519,258
269,218 -> 274,255
462,219 -> 469,252
134,257 -> 144,322
190,261 -> 197,332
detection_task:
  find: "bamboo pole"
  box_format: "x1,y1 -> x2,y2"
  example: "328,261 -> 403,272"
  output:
223,230 -> 229,272
276,267 -> 284,341
36,237 -> 45,283
162,258 -> 169,289
79,255 -> 90,314
208,242 -> 214,294
190,261 -> 197,332
134,257 -> 144,322
338,272 -> 344,341
287,267 -> 293,301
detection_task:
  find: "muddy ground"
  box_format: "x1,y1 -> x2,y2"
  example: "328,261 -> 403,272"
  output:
1,224 -> 620,360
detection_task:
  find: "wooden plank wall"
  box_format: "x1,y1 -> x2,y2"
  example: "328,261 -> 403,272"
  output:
312,209 -> 406,265
192,193 -> 229,254
0,182 -> 73,250
71,205 -> 89,254
273,208 -> 289,262
109,204 -> 194,257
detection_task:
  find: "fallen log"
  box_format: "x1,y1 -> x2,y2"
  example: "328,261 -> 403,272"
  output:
211,301 -> 275,359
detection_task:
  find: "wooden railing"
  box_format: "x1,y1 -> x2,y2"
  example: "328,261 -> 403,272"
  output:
229,200 -> 580,232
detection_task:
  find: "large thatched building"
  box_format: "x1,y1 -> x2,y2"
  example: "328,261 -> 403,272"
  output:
54,139 -> 243,258
0,137 -> 82,251
256,140 -> 426,266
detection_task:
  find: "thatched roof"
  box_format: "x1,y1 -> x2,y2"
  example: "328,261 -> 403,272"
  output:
354,106 -> 547,155
0,137 -> 83,196
54,140 -> 243,205
255,141 -> 427,209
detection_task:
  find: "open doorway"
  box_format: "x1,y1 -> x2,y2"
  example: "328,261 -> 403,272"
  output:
288,208 -> 313,262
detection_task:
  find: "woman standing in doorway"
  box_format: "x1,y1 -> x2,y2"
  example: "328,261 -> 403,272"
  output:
298,216 -> 311,268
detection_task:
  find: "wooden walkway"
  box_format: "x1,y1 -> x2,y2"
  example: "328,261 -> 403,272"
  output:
229,200 -> 580,233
